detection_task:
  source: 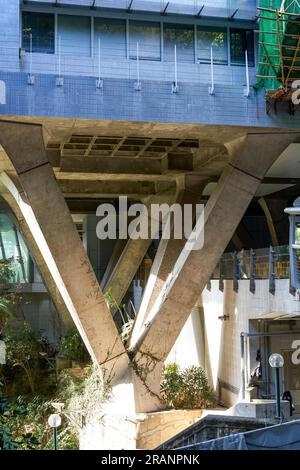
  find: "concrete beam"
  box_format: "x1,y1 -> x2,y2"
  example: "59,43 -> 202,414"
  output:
61,155 -> 168,175
0,121 -> 128,382
129,132 -> 299,405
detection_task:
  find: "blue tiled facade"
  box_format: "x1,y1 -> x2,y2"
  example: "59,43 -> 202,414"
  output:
0,0 -> 299,127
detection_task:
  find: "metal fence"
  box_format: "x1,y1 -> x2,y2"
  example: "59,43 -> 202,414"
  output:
210,245 -> 292,294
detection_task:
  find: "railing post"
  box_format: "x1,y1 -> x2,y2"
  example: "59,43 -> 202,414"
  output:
233,251 -> 239,292
250,248 -> 256,294
269,245 -> 276,295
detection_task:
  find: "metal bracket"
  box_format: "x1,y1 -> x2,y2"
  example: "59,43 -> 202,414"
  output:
96,78 -> 103,89
172,81 -> 179,93
135,80 -> 141,91
27,74 -> 35,86
56,77 -> 64,87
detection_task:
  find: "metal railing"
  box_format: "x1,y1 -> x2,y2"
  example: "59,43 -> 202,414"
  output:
210,245 -> 292,294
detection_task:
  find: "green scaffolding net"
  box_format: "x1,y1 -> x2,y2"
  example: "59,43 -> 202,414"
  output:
255,0 -> 300,97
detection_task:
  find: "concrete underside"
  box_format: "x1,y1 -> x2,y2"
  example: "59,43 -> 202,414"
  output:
0,115 -> 299,448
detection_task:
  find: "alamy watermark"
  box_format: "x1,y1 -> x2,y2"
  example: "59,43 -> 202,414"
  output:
291,80 -> 300,105
95,196 -> 204,251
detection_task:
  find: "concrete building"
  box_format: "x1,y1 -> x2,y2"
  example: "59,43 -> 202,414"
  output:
0,0 -> 300,449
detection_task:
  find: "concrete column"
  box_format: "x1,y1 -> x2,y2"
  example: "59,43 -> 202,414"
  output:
0,178 -> 74,330
131,176 -> 209,347
258,197 -> 290,246
105,189 -> 176,315
0,121 -> 128,382
83,215 -> 117,284
130,132 -> 298,404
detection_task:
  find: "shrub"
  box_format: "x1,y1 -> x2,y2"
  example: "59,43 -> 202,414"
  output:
4,322 -> 46,393
59,329 -> 89,363
160,363 -> 216,409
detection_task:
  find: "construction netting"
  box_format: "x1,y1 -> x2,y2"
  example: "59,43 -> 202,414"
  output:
255,0 -> 300,99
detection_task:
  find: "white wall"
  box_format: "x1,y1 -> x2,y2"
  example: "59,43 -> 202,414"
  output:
201,279 -> 300,405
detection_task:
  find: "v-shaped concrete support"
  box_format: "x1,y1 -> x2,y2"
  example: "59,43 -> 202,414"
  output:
0,120 -> 128,382
129,132 -> 299,403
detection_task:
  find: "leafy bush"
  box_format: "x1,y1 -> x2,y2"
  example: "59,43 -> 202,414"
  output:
0,366 -> 101,451
160,363 -> 216,409
59,329 -> 89,363
0,382 -> 18,450
4,322 -> 46,393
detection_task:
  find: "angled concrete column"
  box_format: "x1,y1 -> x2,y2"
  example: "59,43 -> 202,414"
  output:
0,178 -> 74,329
258,197 -> 290,246
0,121 -> 128,382
130,132 -> 298,402
105,189 -> 176,315
131,175 -> 209,346
101,239 -> 127,290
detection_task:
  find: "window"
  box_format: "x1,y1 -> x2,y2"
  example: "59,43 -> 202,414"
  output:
163,23 -> 194,63
94,18 -> 126,59
129,21 -> 161,60
58,15 -> 91,56
230,28 -> 254,66
197,26 -> 227,65
22,12 -> 55,54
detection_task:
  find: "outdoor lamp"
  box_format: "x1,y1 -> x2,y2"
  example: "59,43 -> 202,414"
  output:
48,413 -> 62,450
269,353 -> 284,419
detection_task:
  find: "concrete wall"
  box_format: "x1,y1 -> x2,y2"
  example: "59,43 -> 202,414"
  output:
200,279 -> 300,406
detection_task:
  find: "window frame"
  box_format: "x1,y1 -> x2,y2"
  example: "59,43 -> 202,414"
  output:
128,20 -> 161,61
229,27 -> 255,67
22,11 -> 55,54
197,25 -> 228,66
94,16 -> 127,60
163,22 -> 195,64
57,13 -> 92,57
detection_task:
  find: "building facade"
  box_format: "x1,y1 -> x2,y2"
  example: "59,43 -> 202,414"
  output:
0,0 -> 300,449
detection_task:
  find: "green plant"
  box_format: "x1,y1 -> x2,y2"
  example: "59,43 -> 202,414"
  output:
0,382 -> 18,450
4,322 -> 45,394
103,289 -> 134,344
59,329 -> 89,363
0,259 -> 20,331
160,363 -> 216,410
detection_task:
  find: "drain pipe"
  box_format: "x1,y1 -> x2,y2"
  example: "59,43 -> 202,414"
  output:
240,333 -> 246,400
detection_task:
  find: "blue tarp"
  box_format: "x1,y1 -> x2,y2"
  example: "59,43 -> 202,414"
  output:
177,420 -> 300,450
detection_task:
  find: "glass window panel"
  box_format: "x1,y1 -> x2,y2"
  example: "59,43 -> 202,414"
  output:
94,17 -> 126,59
129,21 -> 161,60
22,12 -> 55,54
58,15 -> 91,56
197,26 -> 228,65
163,23 -> 194,63
230,28 -> 254,66
0,213 -> 33,283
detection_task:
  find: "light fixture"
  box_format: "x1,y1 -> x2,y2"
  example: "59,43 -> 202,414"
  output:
269,353 -> 284,419
48,413 -> 62,450
269,353 -> 284,369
